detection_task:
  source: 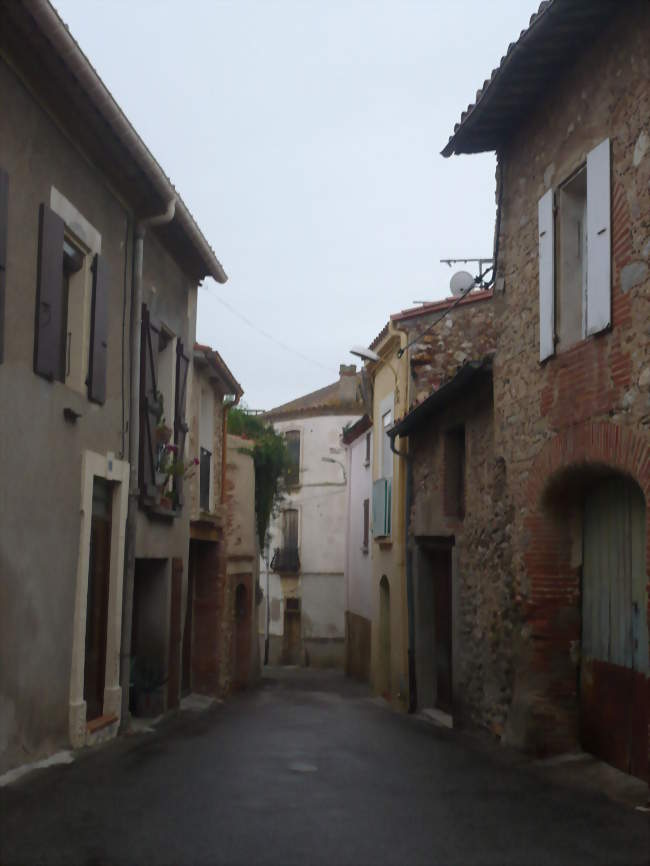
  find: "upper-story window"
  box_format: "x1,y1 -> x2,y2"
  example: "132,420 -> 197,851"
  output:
139,304 -> 189,513
538,138 -> 611,361
285,430 -> 300,488
364,431 -> 371,467
34,192 -> 108,402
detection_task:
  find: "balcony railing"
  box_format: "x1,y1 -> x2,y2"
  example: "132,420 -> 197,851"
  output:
270,546 -> 300,574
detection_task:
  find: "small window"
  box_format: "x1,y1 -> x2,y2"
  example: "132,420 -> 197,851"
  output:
382,410 -> 393,479
444,426 -> 465,519
364,431 -> 371,466
285,430 -> 300,487
362,498 -> 370,551
286,597 -> 300,613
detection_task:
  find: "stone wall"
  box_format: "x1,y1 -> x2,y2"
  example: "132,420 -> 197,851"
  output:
394,292 -> 495,409
409,377 -> 517,733
492,3 -> 650,758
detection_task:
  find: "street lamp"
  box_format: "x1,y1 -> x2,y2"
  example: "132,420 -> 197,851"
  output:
350,344 -> 400,406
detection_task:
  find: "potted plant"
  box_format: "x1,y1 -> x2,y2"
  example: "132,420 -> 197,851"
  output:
156,444 -> 199,510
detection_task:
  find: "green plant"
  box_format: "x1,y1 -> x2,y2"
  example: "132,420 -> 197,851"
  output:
227,407 -> 288,549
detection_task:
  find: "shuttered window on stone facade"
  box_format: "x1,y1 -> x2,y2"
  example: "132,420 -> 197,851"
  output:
34,204 -> 65,380
0,168 -> 8,364
538,137 -> 611,362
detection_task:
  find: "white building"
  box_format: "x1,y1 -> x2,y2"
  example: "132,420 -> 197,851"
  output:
342,416 -> 373,680
261,365 -> 364,667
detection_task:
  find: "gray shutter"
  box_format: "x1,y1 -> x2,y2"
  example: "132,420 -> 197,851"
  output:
34,204 -> 65,380
538,188 -> 555,362
139,304 -> 161,504
173,339 -> 190,508
88,253 -> 108,404
0,168 -> 7,364
586,138 -> 611,336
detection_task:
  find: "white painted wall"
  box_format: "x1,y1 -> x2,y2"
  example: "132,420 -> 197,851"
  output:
261,413 -> 360,645
345,429 -> 373,622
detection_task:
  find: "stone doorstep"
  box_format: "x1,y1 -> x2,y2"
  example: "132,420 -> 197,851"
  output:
86,714 -> 118,735
419,707 -> 453,729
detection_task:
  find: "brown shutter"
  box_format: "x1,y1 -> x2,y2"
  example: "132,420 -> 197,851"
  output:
139,303 -> 161,505
88,253 -> 109,404
173,339 -> 190,508
0,168 -> 8,364
34,204 -> 65,380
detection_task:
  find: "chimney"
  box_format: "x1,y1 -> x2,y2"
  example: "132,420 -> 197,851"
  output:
339,363 -> 358,402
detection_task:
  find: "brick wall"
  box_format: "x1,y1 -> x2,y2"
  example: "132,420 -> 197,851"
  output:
492,4 -> 650,759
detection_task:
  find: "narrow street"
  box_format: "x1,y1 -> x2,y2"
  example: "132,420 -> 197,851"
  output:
0,669 -> 647,866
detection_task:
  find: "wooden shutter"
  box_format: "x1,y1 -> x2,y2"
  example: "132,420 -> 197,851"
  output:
586,138 -> 611,336
538,188 -> 555,362
34,203 -> 65,380
173,339 -> 190,508
88,253 -> 109,404
363,498 -> 369,549
139,304 -> 161,505
0,168 -> 8,364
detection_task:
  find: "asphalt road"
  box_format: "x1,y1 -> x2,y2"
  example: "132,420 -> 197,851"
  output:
0,668 -> 648,866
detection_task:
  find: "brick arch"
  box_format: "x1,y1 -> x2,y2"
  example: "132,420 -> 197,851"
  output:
520,420 -> 649,772
526,420 -> 650,572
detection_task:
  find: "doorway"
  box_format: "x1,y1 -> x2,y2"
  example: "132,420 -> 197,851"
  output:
432,547 -> 453,713
182,544 -> 196,696
83,477 -> 113,721
379,576 -> 391,699
282,598 -> 302,665
233,582 -> 251,687
580,476 -> 648,779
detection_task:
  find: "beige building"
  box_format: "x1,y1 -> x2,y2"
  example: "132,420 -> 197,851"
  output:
0,2 -> 226,770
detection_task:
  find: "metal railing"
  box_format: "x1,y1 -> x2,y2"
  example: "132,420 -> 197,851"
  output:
270,547 -> 300,574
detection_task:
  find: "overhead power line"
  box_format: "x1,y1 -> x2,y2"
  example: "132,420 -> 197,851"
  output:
199,284 -> 337,374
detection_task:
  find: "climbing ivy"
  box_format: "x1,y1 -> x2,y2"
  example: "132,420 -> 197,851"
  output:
227,407 -> 287,550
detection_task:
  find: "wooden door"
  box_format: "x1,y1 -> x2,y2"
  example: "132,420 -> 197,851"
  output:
283,610 -> 301,665
84,479 -> 112,721
432,548 -> 452,713
167,558 -> 183,709
182,545 -> 195,696
581,477 -> 648,780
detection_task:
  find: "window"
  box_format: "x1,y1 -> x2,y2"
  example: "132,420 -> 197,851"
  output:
372,478 -> 391,538
362,498 -> 370,552
199,447 -> 211,512
138,304 -> 189,511
444,426 -> 465,519
34,197 -> 107,401
538,138 -> 611,361
382,409 -> 393,479
271,508 -> 300,573
364,431 -> 371,467
285,430 -> 300,488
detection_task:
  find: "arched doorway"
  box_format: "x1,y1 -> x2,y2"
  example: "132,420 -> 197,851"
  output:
379,576 -> 391,699
233,582 -> 250,689
580,475 -> 647,779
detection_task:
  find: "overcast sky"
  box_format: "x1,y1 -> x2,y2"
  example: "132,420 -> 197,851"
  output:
54,0 -> 533,410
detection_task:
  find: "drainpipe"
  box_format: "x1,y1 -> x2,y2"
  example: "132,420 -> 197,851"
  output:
119,198 -> 176,731
390,434 -> 417,713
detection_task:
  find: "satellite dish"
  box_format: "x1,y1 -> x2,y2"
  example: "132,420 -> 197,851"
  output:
450,270 -> 475,297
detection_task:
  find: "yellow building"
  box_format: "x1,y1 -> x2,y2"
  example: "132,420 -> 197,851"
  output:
365,323 -> 411,710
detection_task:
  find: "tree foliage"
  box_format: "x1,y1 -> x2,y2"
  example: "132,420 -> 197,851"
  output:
227,407 -> 287,550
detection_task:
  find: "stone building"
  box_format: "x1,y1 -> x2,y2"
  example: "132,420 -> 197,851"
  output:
388,293 -> 497,725
262,365 -> 364,667
443,0 -> 649,780
0,1 -> 227,770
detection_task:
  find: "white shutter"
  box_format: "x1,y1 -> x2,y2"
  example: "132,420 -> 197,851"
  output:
538,188 -> 555,361
586,138 -> 611,335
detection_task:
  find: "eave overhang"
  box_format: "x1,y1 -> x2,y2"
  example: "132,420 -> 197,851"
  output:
442,0 -> 620,158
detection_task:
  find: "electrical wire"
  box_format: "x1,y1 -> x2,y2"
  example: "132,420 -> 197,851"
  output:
396,264 -> 494,359
199,283 -> 337,375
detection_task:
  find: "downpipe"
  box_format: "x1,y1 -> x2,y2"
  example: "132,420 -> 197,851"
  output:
119,199 -> 176,731
390,433 -> 417,714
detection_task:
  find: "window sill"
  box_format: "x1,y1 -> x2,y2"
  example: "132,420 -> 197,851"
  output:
375,538 -> 392,550
148,503 -> 181,521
